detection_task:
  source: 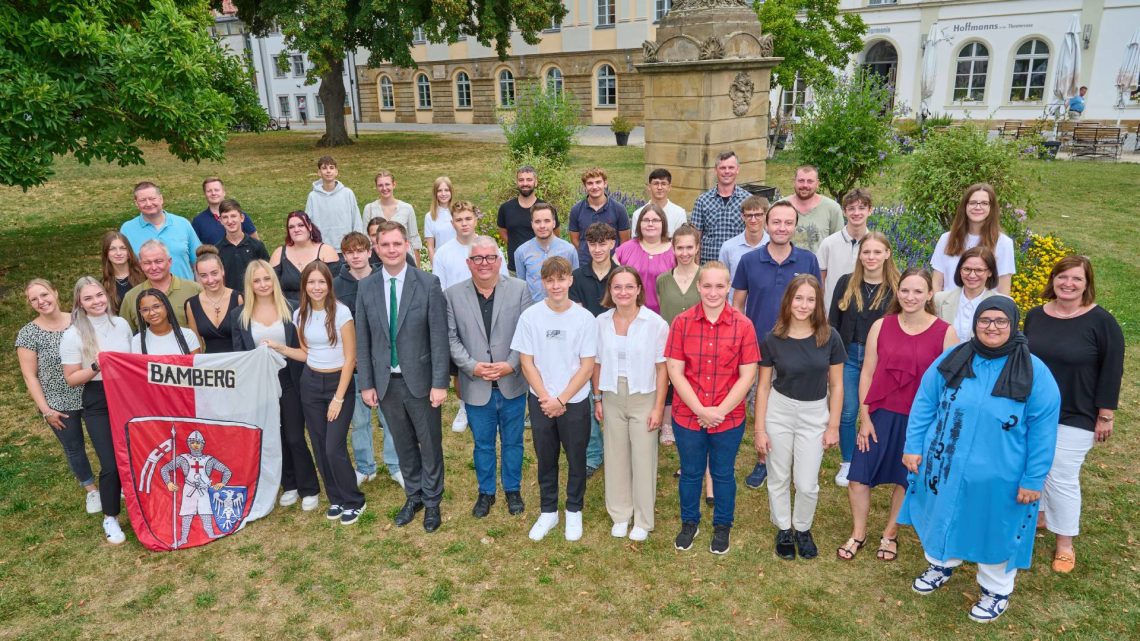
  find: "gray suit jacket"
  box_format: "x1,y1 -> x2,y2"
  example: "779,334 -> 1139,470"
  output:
445,277 -> 534,406
356,266 -> 450,398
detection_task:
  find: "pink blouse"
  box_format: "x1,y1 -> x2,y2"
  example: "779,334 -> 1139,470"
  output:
614,240 -> 675,313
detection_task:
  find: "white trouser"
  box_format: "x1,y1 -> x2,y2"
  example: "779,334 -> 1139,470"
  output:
1041,424 -> 1095,537
764,389 -> 828,531
925,553 -> 1017,596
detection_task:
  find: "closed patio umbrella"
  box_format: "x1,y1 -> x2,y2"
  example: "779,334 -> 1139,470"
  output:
1115,27 -> 1140,123
920,23 -> 940,119
1052,14 -> 1082,118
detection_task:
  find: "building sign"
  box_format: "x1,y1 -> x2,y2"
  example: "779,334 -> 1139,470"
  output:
951,22 -> 1034,33
868,27 -> 892,35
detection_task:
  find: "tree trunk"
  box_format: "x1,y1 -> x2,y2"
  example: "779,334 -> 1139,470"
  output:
316,56 -> 352,147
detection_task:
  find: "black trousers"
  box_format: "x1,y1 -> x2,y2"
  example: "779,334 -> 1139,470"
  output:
378,376 -> 444,507
299,368 -> 364,509
279,380 -> 320,497
528,395 -> 590,513
82,382 -> 121,517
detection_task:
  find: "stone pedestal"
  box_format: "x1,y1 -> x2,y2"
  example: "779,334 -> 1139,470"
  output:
635,1 -> 780,208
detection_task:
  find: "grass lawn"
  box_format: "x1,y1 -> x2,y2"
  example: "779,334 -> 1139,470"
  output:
0,131 -> 1137,640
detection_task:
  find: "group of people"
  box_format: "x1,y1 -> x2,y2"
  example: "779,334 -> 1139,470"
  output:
15,153 -> 1123,624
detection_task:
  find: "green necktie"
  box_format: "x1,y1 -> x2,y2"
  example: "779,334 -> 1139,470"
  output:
389,277 -> 399,368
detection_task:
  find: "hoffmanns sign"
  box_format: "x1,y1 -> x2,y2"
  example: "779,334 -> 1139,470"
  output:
952,22 -> 1034,33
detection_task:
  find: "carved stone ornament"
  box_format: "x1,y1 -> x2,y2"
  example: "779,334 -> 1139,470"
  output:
698,36 -> 725,61
642,40 -> 660,63
728,71 -> 754,117
757,33 -> 774,57
671,0 -> 749,11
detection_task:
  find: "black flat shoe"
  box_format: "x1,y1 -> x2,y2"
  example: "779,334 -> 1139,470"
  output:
506,491 -> 525,515
394,499 -> 424,527
472,493 -> 495,518
423,506 -> 442,533
795,529 -> 818,560
775,528 -> 796,560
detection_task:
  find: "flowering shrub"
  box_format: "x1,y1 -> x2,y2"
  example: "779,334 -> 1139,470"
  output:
868,204 -> 942,269
606,189 -> 647,214
1010,232 -> 1071,316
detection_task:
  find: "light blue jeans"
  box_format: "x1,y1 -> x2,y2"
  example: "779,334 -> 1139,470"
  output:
586,410 -> 604,469
839,342 -> 865,463
351,375 -> 400,477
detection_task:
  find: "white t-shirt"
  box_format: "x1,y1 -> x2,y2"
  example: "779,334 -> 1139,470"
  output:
930,232 -> 1016,279
510,301 -> 598,403
131,328 -> 200,355
423,207 -> 456,248
631,201 -> 687,238
59,314 -> 134,381
817,228 -> 862,311
294,302 -> 353,369
432,239 -> 508,291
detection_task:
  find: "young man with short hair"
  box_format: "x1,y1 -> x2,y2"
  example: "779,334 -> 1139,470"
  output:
630,168 -> 687,238
432,201 -> 507,291
514,202 -> 579,302
568,167 -> 630,266
192,177 -> 259,245
690,151 -> 751,264
512,256 -> 597,542
818,188 -> 873,311
498,166 -> 557,273
782,165 -> 844,255
718,195 -> 770,303
304,155 -> 363,251
215,199 -> 270,291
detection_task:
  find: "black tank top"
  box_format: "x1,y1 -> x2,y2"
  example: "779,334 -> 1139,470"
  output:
277,244 -> 337,307
187,290 -> 241,354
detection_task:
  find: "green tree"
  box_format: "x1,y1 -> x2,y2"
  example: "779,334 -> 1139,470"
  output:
228,0 -> 567,148
501,83 -> 583,165
0,0 -> 267,189
754,0 -> 866,151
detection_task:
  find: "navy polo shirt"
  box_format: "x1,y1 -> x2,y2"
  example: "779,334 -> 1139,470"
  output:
192,208 -> 258,246
731,244 -> 821,339
567,197 -> 630,266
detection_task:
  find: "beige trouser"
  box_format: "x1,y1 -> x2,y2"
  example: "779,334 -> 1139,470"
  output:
602,378 -> 660,531
765,389 -> 829,531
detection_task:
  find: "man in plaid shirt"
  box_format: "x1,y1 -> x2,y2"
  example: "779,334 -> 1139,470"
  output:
689,151 -> 751,264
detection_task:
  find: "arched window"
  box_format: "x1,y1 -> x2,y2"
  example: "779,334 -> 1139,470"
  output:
953,42 -> 989,102
379,76 -> 394,109
416,73 -> 432,109
498,69 -> 515,107
863,41 -> 898,86
455,71 -> 472,109
1010,39 -> 1049,102
545,67 -> 564,96
596,64 -> 617,107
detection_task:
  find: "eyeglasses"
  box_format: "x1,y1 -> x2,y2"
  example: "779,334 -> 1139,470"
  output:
960,267 -> 990,275
641,218 -> 661,224
742,213 -> 765,219
976,317 -> 1010,329
468,255 -> 499,265
967,201 -> 991,208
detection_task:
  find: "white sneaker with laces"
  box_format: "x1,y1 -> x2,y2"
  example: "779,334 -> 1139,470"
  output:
85,490 -> 102,514
451,406 -> 469,432
528,511 -> 559,541
355,470 -> 376,487
835,461 -> 851,488
390,470 -> 405,489
279,490 -> 299,507
629,526 -> 649,542
968,587 -> 1010,622
611,521 -> 629,538
301,494 -> 320,511
565,510 -> 583,541
103,516 -> 125,545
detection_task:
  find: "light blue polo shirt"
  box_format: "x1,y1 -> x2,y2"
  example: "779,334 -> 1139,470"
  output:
120,212 -> 201,280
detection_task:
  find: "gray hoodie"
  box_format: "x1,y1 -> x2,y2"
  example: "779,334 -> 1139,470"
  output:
304,180 -> 363,250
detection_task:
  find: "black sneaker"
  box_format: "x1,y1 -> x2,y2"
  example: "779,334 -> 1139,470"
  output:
795,529 -> 818,559
775,528 -> 796,560
745,462 -> 768,489
710,525 -> 731,555
340,503 -> 366,525
326,504 -> 343,520
505,491 -> 525,515
586,466 -> 599,479
675,522 -> 699,550
472,493 -> 495,518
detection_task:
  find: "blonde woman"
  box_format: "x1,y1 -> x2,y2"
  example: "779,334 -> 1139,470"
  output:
423,176 -> 457,262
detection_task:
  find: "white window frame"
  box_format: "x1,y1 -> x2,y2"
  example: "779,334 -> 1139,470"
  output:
498,69 -> 516,107
412,27 -> 426,44
290,54 -> 305,77
1010,39 -> 1050,102
781,75 -> 807,118
455,71 -> 472,109
380,76 -> 395,110
277,95 -> 291,118
545,67 -> 564,97
597,0 -> 615,27
953,42 -> 989,103
596,64 -> 617,107
416,73 -> 432,109
655,0 -> 671,22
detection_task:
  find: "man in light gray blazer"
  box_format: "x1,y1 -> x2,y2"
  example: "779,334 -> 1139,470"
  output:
357,220 -> 451,532
446,236 -> 535,518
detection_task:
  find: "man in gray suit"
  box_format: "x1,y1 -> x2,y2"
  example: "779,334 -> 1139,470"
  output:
357,220 -> 451,532
446,236 -> 535,518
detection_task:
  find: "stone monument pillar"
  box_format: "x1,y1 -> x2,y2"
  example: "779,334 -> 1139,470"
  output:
636,0 -> 781,207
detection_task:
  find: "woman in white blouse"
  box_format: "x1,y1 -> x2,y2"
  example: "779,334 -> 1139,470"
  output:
929,183 -> 1015,294
362,169 -> 421,267
591,266 -> 670,542
933,246 -> 1001,343
131,289 -> 201,355
423,176 -> 457,262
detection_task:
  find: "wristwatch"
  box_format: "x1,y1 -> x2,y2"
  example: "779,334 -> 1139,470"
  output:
592,393 -> 603,402
90,361 -> 100,373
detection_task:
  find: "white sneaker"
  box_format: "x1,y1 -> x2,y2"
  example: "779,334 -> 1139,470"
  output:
390,470 -> 405,489
85,490 -> 102,514
629,526 -> 649,542
103,516 -> 125,545
355,470 -> 376,487
565,510 -> 583,541
528,511 -> 559,541
301,494 -> 320,511
279,490 -> 299,507
835,462 -> 851,488
611,521 -> 629,538
451,406 -> 468,432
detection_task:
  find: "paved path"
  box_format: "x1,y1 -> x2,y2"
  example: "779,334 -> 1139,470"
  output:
281,121 -> 645,147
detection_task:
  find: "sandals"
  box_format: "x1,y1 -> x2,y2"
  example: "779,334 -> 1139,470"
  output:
836,537 -> 866,560
1052,550 -> 1076,573
876,536 -> 899,562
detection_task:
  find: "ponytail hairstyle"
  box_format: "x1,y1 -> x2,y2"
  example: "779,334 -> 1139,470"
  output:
71,276 -> 120,365
837,231 -> 899,313
296,261 -> 339,348
100,231 -> 145,314
135,289 -> 191,355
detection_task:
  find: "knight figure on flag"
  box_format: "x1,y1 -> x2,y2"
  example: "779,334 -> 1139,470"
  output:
161,430 -> 232,546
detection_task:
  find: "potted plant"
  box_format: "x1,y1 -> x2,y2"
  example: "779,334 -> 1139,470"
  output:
610,116 -> 633,146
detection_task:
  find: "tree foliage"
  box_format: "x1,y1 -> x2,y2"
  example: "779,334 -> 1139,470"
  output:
755,0 -> 866,96
0,0 -> 266,189
227,0 -> 567,147
793,70 -> 895,202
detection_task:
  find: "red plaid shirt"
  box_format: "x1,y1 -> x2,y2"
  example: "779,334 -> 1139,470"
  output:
665,304 -> 760,432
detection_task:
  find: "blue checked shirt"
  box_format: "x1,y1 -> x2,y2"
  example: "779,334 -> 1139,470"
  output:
689,185 -> 750,264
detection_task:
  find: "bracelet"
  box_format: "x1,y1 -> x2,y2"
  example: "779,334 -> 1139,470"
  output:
591,393 -> 602,401
558,398 -> 566,408
331,397 -> 344,404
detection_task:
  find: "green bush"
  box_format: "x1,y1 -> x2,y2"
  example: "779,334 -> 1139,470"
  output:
899,124 -> 1041,231
478,150 -> 581,241
500,83 -> 584,165
793,70 -> 895,201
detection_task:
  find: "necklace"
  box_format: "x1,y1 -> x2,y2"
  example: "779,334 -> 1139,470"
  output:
201,290 -> 229,315
1049,301 -> 1086,318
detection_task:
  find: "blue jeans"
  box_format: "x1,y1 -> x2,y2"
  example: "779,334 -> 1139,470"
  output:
586,411 -> 604,469
351,375 -> 401,477
674,421 -> 745,527
840,342 -> 865,463
465,389 -> 526,495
